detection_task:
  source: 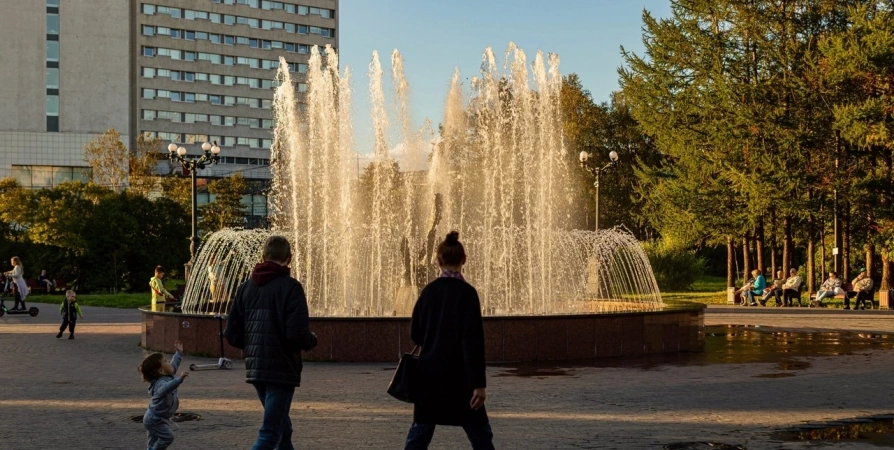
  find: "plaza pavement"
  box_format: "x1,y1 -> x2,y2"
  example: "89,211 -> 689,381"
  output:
3,302 -> 894,449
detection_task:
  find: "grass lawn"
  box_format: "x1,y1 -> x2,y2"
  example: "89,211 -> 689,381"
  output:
25,279 -> 183,309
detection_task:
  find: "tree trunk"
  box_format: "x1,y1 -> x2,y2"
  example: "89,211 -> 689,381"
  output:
866,243 -> 875,280
783,215 -> 792,273
820,216 -> 826,277
882,250 -> 892,291
842,211 -> 850,280
727,236 -> 735,288
808,214 -> 816,294
743,235 -> 752,282
770,248 -> 777,280
756,220 -> 765,274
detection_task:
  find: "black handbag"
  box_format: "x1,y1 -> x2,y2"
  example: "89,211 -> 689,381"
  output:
387,345 -> 421,403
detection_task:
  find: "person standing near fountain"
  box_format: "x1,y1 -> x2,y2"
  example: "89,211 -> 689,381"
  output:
150,266 -> 175,310
223,235 -> 318,450
404,231 -> 495,450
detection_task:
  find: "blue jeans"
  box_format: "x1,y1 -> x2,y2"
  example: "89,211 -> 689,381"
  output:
745,290 -> 759,305
404,422 -> 495,450
144,413 -> 174,450
251,382 -> 295,450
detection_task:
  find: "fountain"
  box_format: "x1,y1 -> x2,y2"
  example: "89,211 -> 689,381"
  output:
140,44 -> 705,362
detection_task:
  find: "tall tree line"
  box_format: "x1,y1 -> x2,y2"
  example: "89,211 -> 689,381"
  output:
613,0 -> 894,291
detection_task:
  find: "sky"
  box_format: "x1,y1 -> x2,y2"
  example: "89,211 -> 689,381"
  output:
337,0 -> 672,162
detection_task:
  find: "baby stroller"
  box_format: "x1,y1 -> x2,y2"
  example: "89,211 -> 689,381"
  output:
0,273 -> 39,317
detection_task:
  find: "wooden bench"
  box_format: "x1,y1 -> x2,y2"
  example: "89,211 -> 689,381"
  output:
808,284 -> 874,308
26,278 -> 46,295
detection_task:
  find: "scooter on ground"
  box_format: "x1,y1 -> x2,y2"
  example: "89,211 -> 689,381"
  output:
189,314 -> 233,371
0,275 -> 39,318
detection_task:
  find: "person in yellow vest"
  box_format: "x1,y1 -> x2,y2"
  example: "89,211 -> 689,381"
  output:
150,265 -> 175,310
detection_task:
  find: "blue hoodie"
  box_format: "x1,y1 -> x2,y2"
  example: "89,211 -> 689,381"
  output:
146,351 -> 184,419
751,275 -> 767,295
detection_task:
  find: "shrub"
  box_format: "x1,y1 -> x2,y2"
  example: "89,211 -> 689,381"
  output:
643,240 -> 706,291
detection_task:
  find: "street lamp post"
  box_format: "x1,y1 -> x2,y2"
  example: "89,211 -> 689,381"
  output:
579,150 -> 619,232
168,141 -> 222,279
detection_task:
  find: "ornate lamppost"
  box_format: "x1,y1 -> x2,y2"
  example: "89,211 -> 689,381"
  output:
168,141 -> 221,278
578,150 -> 619,231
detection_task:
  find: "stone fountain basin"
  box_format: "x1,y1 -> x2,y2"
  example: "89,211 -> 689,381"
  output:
140,301 -> 704,363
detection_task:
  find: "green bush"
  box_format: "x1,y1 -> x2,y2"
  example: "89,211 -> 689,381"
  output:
643,240 -> 706,291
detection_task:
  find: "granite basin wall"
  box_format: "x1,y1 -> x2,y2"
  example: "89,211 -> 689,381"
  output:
140,304 -> 705,363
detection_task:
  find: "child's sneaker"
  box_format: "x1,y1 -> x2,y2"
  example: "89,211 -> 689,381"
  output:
56,331 -> 63,339
68,334 -> 74,340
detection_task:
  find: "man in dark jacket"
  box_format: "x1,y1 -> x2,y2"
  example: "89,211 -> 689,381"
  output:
224,235 -> 317,450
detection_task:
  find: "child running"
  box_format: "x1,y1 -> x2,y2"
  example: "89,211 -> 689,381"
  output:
138,341 -> 189,450
56,290 -> 83,339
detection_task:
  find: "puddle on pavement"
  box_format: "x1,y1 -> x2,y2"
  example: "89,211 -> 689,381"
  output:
493,367 -> 572,378
772,415 -> 894,447
494,325 -> 894,375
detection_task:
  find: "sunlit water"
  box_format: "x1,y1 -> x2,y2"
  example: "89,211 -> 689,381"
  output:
181,44 -> 664,317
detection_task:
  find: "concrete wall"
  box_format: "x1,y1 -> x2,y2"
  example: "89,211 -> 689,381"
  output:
0,2 -> 46,131
60,0 -> 131,134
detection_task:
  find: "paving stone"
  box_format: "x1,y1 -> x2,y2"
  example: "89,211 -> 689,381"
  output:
2,303 -> 894,449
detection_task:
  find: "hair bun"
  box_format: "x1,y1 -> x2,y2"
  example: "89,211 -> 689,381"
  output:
445,231 -> 460,244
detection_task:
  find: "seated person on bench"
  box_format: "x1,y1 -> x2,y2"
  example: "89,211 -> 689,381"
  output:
813,271 -> 843,307
741,269 -> 765,306
845,268 -> 873,310
38,269 -> 56,292
781,268 -> 803,306
761,270 -> 784,306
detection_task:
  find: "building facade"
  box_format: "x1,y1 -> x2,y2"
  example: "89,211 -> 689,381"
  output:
0,0 -> 338,223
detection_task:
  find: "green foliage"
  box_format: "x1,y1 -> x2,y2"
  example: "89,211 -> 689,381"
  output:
200,173 -> 248,233
561,76 -> 662,236
643,240 -> 706,291
0,181 -> 189,293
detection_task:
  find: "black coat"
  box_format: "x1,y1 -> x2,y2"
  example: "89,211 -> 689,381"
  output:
411,277 -> 488,426
223,271 -> 317,386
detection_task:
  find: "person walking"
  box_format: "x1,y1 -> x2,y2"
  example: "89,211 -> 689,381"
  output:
56,290 -> 83,339
404,231 -> 495,450
223,235 -> 317,450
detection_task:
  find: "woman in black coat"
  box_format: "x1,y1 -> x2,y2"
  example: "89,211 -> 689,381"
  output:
404,231 -> 495,450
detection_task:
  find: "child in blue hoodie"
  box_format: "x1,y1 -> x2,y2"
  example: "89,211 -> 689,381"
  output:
138,341 -> 189,450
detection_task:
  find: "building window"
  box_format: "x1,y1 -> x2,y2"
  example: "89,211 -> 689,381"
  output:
143,47 -> 155,57
142,4 -> 155,14
142,25 -> 154,36
46,68 -> 59,89
47,0 -> 59,6
47,41 -> 59,61
47,14 -> 59,34
46,95 -> 59,116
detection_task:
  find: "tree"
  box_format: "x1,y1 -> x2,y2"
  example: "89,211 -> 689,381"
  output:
200,173 -> 249,233
820,1 -> 894,289
83,129 -> 129,191
128,133 -> 165,198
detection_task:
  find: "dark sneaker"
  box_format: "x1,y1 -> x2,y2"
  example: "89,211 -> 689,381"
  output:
68,334 -> 74,340
844,307 -> 850,310
56,331 -> 63,338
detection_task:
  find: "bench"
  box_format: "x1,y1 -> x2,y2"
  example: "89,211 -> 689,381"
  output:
26,278 -> 46,295
808,284 -> 874,308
